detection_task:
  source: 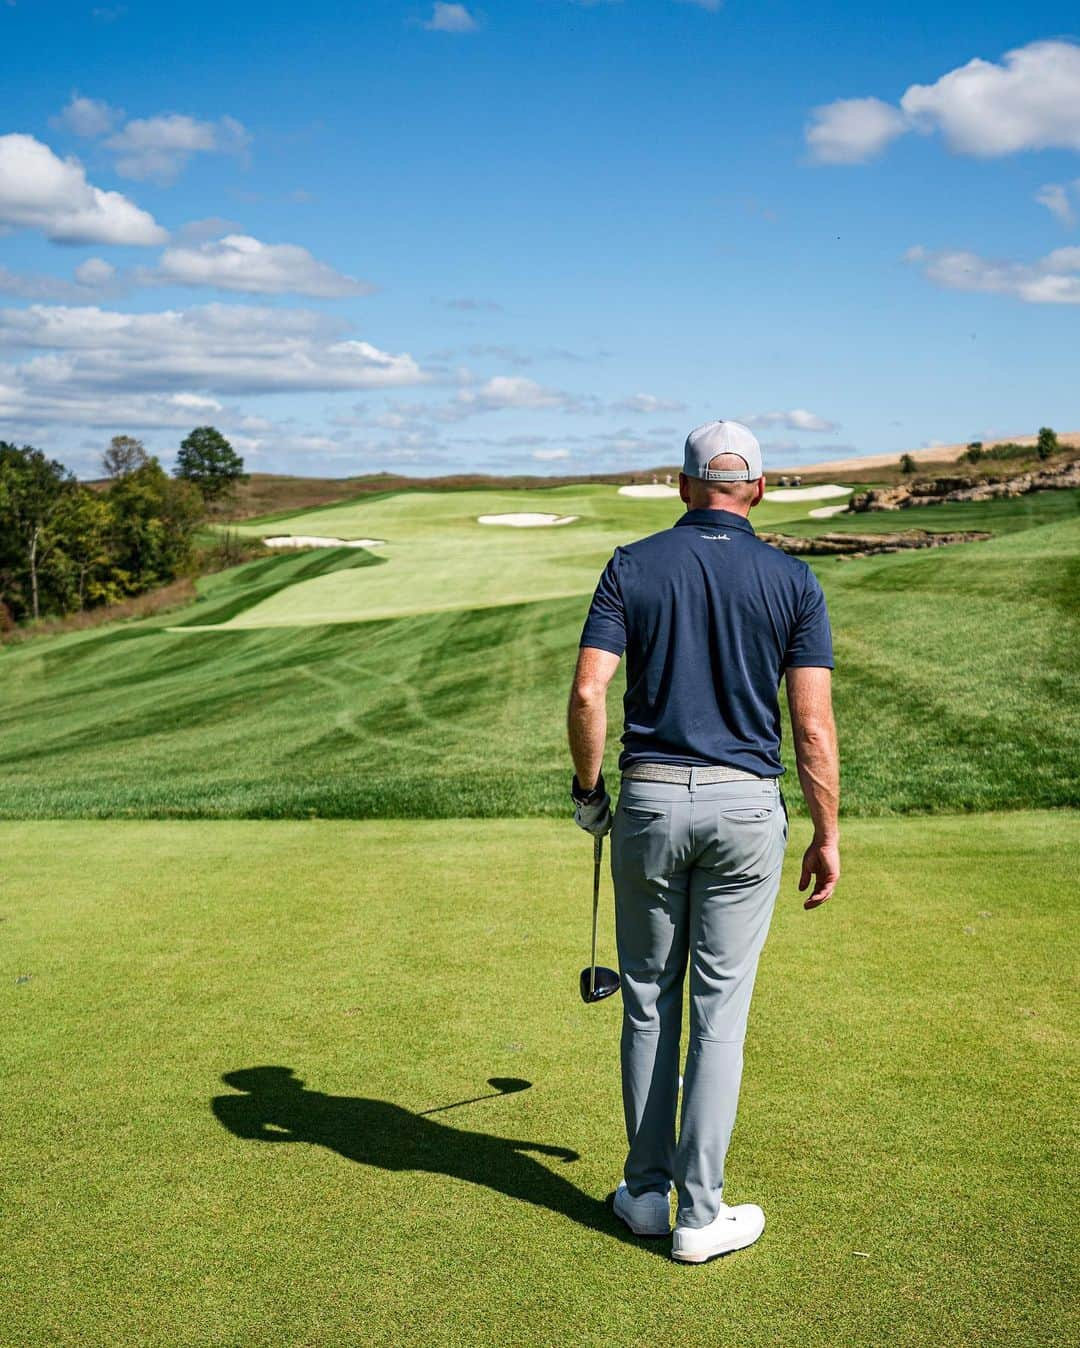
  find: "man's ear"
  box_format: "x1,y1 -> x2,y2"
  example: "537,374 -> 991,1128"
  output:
678,472 -> 692,505
750,476 -> 766,507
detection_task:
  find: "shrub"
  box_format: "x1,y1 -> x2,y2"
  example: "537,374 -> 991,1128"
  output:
1037,426 -> 1058,461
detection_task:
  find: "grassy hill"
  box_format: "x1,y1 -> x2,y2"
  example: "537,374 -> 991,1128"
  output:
1,483 -> 1076,819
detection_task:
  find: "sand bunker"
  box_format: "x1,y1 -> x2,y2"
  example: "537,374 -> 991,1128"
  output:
808,504 -> 851,519
764,484 -> 852,502
263,535 -> 385,549
477,513 -> 578,527
618,484 -> 679,498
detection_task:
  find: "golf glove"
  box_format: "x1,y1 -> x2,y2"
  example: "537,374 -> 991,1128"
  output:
571,773 -> 613,837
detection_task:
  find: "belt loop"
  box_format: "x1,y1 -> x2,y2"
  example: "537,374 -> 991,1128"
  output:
688,765 -> 698,794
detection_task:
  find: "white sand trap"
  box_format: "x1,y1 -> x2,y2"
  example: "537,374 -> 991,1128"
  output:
808,504 -> 851,519
263,535 -> 385,549
477,513 -> 579,527
764,484 -> 852,502
618,484 -> 679,497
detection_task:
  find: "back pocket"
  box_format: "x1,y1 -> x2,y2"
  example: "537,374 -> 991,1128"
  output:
622,806 -> 665,822
721,806 -> 774,823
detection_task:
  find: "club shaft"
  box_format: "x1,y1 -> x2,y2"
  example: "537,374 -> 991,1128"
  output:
590,834 -> 601,996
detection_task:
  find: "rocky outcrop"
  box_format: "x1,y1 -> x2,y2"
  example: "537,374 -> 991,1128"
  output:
848,459 -> 1080,512
760,529 -> 991,559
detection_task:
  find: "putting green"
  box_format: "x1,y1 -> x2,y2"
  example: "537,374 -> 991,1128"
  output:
196,486 -> 838,628
5,813 -> 1075,1347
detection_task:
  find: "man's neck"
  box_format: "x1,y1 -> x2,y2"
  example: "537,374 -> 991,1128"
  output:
685,500 -> 752,520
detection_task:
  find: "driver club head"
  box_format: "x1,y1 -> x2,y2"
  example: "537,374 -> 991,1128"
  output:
579,965 -> 621,1004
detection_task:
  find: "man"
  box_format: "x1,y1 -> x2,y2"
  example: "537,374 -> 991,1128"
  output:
567,419 -> 840,1264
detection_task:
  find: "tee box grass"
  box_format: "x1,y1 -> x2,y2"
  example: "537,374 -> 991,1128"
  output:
4,814 -> 1076,1347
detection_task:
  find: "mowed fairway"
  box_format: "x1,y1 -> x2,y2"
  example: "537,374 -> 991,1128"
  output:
1,486 -> 1077,818
203,485 -> 830,627
5,813 -> 1076,1348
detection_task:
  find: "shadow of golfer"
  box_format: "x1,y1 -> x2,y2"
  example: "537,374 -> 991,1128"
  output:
212,1066 -> 660,1253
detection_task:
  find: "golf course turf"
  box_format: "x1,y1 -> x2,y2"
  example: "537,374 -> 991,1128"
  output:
3,480 -> 1077,1345
5,814 -> 1076,1347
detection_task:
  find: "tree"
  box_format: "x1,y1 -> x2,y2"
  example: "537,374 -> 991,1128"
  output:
107,458 -> 203,590
964,441 -> 983,464
899,453 -> 917,475
102,434 -> 149,480
55,487 -> 114,610
0,443 -> 76,620
1036,426 -> 1058,462
175,426 -> 246,506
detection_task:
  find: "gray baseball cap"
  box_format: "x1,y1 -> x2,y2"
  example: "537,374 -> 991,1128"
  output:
683,420 -> 763,481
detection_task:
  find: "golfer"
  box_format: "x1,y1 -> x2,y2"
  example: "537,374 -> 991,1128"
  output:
567,420 -> 839,1263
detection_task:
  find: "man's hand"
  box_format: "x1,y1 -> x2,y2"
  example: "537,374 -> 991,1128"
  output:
799,838 -> 840,909
571,774 -> 613,837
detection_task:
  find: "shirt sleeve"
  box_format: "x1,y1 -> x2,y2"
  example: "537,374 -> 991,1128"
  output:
784,565 -> 834,669
580,551 -> 627,656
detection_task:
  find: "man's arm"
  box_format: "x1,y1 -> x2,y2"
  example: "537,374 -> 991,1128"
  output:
567,645 -> 621,791
785,665 -> 840,909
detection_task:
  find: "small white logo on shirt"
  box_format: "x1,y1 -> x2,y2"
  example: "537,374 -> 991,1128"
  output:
701,533 -> 731,541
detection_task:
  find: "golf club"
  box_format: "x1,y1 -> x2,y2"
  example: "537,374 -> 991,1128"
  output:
419,1077 -> 532,1115
579,833 -> 621,1004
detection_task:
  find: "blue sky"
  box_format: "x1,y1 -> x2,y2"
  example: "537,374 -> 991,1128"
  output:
2,0 -> 1078,477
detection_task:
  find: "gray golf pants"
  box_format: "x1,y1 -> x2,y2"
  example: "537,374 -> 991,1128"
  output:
611,772 -> 787,1229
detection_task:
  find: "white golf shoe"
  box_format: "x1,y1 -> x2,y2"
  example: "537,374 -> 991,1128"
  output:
612,1180 -> 672,1237
671,1202 -> 765,1263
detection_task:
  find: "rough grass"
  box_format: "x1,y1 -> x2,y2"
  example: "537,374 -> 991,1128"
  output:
0,491 -> 1075,820
4,813 -> 1075,1348
0,577 -> 198,645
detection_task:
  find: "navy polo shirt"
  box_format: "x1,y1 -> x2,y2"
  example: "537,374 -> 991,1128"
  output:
579,507 -> 834,776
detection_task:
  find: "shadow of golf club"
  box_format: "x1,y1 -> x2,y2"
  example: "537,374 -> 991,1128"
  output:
211,1066 -> 666,1255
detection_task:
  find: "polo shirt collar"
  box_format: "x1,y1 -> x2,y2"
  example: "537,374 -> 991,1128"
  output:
676,507 -> 756,535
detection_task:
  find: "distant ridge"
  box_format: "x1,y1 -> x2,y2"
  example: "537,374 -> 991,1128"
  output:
774,431 -> 1080,477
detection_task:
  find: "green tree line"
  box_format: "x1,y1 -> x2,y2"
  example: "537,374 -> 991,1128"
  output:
0,427 -> 245,628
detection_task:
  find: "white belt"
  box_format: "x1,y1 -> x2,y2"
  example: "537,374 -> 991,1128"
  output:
622,763 -> 767,785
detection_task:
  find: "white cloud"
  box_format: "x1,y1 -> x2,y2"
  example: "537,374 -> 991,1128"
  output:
390,375 -> 592,425
0,381 -> 226,430
74,258 -> 116,286
176,215 -> 244,241
0,258 -> 119,303
51,93 -> 123,138
457,375 -> 572,412
0,260 -> 122,301
905,243 -> 1080,304
612,393 -> 686,414
808,40 -> 1080,164
1036,181 -> 1079,227
901,41 -> 1080,157
424,3 -> 477,33
444,296 -> 502,311
0,304 -> 431,417
806,97 -> 908,164
742,409 -> 838,432
0,134 -> 167,244
146,234 -> 374,297
533,448 -> 571,461
105,113 -> 250,183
